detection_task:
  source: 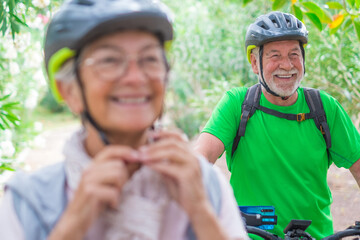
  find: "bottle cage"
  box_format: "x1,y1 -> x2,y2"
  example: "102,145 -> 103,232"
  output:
231,83 -> 331,157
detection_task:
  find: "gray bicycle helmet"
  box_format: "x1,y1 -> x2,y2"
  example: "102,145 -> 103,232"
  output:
44,0 -> 174,102
245,11 -> 308,63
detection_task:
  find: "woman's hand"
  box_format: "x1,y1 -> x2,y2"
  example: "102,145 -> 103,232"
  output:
139,130 -> 206,214
138,130 -> 231,240
48,146 -> 138,240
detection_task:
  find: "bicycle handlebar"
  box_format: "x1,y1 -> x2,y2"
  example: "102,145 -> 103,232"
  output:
246,226 -> 281,240
321,221 -> 360,240
245,222 -> 360,240
241,207 -> 360,240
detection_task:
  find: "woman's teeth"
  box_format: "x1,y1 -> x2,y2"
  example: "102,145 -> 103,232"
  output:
115,97 -> 147,103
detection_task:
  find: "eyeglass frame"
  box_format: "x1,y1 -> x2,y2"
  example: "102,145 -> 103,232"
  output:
78,44 -> 170,82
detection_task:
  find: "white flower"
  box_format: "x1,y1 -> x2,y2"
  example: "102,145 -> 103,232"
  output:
25,49 -> 43,68
33,121 -> 43,132
9,62 -> 20,75
24,89 -> 39,110
3,83 -> 15,96
34,70 -> 47,87
4,43 -> 17,59
0,140 -> 15,157
32,0 -> 50,8
3,129 -> 13,141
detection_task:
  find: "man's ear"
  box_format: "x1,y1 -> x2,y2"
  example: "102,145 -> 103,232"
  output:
250,53 -> 259,75
55,80 -> 84,114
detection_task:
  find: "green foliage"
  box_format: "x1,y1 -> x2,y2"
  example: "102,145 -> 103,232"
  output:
0,94 -> 20,130
39,90 -> 68,113
0,0 -> 63,175
162,0 -> 265,137
273,0 -> 288,10
242,0 -> 360,41
0,93 -> 19,173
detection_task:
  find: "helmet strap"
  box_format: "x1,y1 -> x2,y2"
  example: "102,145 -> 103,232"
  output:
74,55 -> 111,146
299,42 -> 306,74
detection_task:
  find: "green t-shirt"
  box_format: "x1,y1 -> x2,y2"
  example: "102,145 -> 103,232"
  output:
202,86 -> 360,239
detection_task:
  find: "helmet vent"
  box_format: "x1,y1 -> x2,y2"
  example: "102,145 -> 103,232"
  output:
257,21 -> 269,30
77,0 -> 94,6
271,19 -> 279,28
297,20 -> 302,28
284,15 -> 292,28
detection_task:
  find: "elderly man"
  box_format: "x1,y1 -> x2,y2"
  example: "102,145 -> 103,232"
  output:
195,11 -> 360,239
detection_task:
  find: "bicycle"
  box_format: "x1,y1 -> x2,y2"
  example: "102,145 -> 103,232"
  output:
240,206 -> 360,240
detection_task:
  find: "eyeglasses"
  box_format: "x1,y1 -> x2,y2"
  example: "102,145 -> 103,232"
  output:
82,45 -> 168,81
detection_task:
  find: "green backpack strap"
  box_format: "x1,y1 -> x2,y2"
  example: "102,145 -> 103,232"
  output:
231,84 -> 261,157
303,87 -> 331,149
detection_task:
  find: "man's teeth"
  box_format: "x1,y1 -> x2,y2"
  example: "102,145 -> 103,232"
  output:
276,74 -> 293,78
116,97 -> 147,103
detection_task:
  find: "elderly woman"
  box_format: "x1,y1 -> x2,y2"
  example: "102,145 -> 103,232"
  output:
0,0 -> 248,239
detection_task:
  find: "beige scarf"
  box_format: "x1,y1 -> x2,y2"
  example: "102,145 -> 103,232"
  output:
63,129 -> 172,240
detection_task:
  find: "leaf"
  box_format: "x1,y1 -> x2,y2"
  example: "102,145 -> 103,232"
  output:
0,165 -> 15,171
343,18 -> 352,30
243,0 -> 253,5
0,115 -> 11,129
1,16 -> 7,36
10,21 -> 19,39
272,0 -> 287,10
356,0 -> 360,8
0,93 -> 11,101
326,2 -> 344,9
2,102 -> 20,108
354,20 -> 360,41
0,2 -> 4,22
322,9 -> 333,24
292,4 -> 303,21
329,14 -> 345,29
9,12 -> 29,27
0,162 -> 15,171
305,12 -> 323,31
302,2 -> 326,22
346,0 -> 355,7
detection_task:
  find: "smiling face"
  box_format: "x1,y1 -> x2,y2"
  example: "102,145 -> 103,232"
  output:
252,40 -> 304,98
77,31 -> 167,135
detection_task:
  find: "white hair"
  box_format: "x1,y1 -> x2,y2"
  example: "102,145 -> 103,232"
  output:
250,47 -> 261,76
54,58 -> 77,83
251,47 -> 260,65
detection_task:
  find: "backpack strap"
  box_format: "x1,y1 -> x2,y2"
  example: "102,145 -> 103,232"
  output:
231,85 -> 331,158
231,84 -> 261,157
303,87 -> 331,149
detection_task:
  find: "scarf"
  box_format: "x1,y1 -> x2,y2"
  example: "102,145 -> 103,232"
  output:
63,129 -> 172,240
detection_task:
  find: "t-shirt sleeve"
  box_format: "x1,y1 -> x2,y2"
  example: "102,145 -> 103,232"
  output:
213,165 -> 249,240
0,190 -> 25,240
321,91 -> 360,168
202,88 -> 246,149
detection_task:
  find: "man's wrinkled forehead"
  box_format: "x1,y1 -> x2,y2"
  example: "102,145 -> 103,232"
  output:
263,40 -> 302,53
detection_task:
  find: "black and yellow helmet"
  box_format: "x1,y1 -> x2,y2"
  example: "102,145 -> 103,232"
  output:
245,11 -> 308,63
44,0 -> 174,102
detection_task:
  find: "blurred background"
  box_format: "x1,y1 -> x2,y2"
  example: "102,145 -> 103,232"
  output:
0,0 -> 359,232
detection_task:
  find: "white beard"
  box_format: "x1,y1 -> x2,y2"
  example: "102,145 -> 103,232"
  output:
262,69 -> 303,97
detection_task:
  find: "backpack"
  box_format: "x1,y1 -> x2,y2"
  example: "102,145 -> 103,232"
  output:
231,83 -> 331,157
